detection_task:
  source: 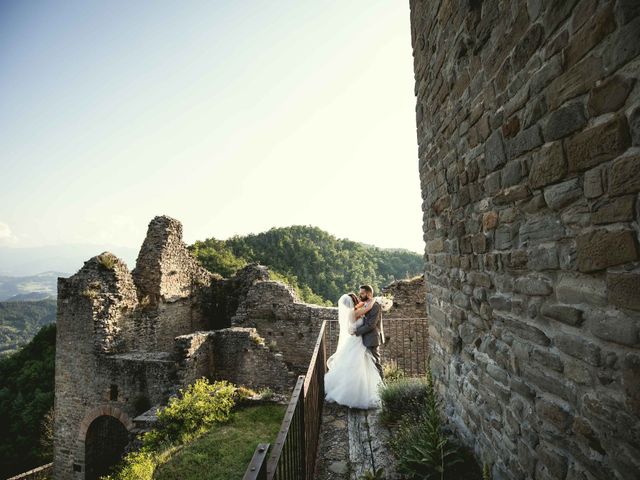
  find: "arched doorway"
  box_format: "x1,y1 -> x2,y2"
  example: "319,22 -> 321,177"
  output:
84,415 -> 130,480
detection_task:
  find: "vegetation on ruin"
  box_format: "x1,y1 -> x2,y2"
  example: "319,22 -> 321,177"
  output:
0,323 -> 55,478
101,378 -> 284,480
190,225 -> 423,305
380,368 -> 482,479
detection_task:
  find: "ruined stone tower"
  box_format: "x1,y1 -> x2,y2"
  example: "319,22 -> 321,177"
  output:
410,1 -> 640,478
52,215 -> 336,479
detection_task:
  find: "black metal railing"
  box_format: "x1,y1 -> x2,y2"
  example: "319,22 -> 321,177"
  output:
244,321 -> 328,480
326,317 -> 429,376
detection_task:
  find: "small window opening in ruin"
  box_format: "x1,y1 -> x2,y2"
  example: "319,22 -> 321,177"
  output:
110,384 -> 118,401
73,463 -> 82,472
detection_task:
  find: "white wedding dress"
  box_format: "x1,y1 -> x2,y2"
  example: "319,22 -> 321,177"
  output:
324,294 -> 384,409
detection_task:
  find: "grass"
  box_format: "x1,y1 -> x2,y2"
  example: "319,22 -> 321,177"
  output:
154,403 -> 285,480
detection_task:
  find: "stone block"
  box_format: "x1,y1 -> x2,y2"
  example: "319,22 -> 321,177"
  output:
543,178 -> 582,210
494,185 -> 531,204
565,2 -> 616,68
506,125 -> 543,160
607,271 -> 640,311
554,333 -> 601,366
603,16 -> 640,72
583,167 -> 603,198
565,115 -> 631,172
630,106 -> 640,146
587,75 -> 635,116
609,154 -> 640,196
576,228 -> 639,272
527,245 -> 559,271
592,195 -> 635,224
556,274 -> 607,306
586,309 -> 639,346
541,304 -> 583,326
542,103 -> 587,141
483,211 -> 498,231
528,141 -> 566,189
520,216 -> 565,244
485,130 -> 507,172
515,275 -> 553,296
622,353 -> 640,415
502,160 -> 523,187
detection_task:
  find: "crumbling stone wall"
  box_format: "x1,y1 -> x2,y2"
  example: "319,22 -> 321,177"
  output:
232,279 -> 338,373
411,1 -> 640,478
382,274 -> 427,318
52,216 -> 338,479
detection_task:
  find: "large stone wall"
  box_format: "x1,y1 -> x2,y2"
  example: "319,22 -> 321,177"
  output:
410,1 -> 640,479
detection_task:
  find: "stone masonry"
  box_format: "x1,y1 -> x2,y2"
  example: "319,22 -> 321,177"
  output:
52,215 -> 338,480
410,1 -> 640,479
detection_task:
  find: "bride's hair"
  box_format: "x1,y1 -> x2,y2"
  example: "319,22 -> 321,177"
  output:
347,293 -> 359,306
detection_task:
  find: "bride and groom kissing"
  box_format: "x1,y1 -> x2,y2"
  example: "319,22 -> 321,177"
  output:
324,284 -> 386,409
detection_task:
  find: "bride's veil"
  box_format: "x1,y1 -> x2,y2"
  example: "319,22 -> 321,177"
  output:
327,293 -> 354,369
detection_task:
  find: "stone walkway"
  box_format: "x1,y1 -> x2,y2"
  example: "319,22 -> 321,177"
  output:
314,401 -> 398,480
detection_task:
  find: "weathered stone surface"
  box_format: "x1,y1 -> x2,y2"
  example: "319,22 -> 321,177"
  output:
576,229 -> 639,272
556,274 -> 607,306
528,245 -> 559,270
542,103 -> 587,141
506,125 -> 543,160
622,354 -> 640,416
485,130 -> 507,172
541,304 -> 583,326
515,275 -> 553,296
592,195 -> 635,224
409,1 -> 640,477
630,106 -> 640,146
607,271 -> 640,311
543,178 -> 582,210
609,154 -> 640,196
587,75 -> 635,116
528,141 -> 566,189
586,310 -> 639,346
554,333 -> 601,366
520,216 -> 565,244
565,115 -> 631,172
583,167 -> 603,198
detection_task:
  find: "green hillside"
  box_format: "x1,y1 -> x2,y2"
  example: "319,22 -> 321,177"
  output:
0,299 -> 57,356
189,225 -> 423,305
0,323 -> 56,478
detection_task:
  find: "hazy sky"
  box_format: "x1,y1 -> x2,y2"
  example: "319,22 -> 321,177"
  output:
0,0 -> 423,253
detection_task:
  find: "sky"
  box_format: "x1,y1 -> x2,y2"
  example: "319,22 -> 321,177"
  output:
0,0 -> 424,256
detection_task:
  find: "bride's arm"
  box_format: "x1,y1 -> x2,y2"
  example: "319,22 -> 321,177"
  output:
354,299 -> 375,319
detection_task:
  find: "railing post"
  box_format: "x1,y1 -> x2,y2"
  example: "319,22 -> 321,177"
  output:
243,443 -> 269,480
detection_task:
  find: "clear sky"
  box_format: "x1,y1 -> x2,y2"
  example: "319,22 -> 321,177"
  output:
0,0 -> 423,254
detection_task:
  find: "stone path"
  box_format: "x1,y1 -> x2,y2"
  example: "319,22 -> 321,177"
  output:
314,401 -> 398,480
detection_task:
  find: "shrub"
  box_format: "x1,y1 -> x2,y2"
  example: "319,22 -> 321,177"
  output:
389,369 -> 463,479
259,387 -> 274,401
149,378 -> 236,446
235,385 -> 257,401
97,252 -> 117,270
101,449 -> 155,480
382,359 -> 406,382
379,376 -> 429,424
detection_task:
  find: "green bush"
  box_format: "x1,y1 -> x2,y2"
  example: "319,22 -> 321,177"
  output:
153,378 -> 236,445
389,369 -> 463,480
382,359 -> 406,383
101,378 -> 236,480
379,376 -> 429,425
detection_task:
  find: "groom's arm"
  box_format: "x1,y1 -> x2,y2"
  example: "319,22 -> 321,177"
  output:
354,303 -> 380,336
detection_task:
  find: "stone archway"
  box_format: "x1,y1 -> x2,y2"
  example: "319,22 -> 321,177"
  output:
78,406 -> 134,480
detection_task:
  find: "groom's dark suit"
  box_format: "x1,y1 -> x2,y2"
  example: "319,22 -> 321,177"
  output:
354,301 -> 384,379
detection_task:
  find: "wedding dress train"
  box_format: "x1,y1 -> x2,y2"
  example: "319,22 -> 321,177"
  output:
324,293 -> 384,409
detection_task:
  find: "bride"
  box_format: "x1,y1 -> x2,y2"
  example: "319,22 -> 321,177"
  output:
324,293 -> 384,409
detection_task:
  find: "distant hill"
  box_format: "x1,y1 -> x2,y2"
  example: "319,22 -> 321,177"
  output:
0,272 -> 65,302
0,299 -> 57,356
0,244 -> 138,277
190,225 -> 424,305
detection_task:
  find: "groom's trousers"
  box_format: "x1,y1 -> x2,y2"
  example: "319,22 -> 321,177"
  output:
368,345 -> 384,379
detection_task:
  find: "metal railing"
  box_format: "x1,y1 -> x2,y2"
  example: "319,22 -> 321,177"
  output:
326,317 -> 429,376
244,321 -> 328,480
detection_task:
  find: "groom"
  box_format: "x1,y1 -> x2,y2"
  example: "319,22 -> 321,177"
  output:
352,284 -> 384,380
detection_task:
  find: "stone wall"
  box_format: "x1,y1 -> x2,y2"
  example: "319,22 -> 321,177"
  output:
410,1 -> 640,478
382,274 -> 427,318
232,278 -> 338,374
174,327 -> 295,392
